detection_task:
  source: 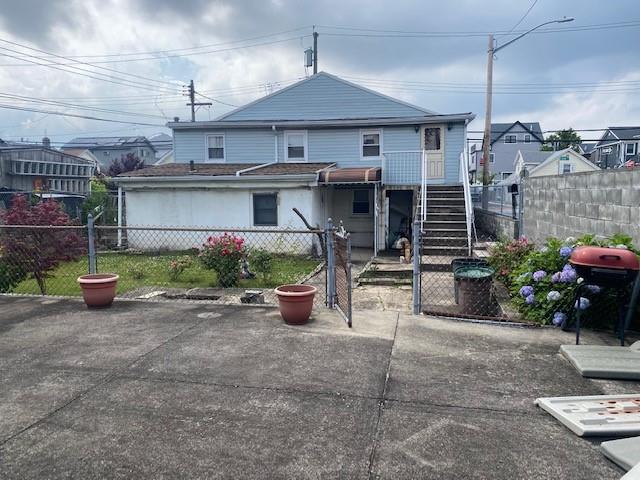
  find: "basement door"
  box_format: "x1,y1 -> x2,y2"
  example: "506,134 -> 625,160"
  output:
421,125 -> 445,179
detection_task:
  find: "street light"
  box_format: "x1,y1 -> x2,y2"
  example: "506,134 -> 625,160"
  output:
480,17 -> 574,209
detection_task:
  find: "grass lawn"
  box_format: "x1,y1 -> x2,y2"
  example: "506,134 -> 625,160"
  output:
13,252 -> 322,296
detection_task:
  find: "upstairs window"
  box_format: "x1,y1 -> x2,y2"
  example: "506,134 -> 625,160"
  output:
489,153 -> 495,164
524,134 -> 531,143
626,143 -> 637,155
504,134 -> 517,144
207,134 -> 225,162
361,130 -> 381,158
253,193 -> 278,226
424,127 -> 441,151
284,131 -> 307,162
561,163 -> 573,174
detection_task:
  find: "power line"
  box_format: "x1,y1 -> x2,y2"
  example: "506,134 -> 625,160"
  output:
317,20 -> 640,38
503,0 -> 539,36
0,104 -> 164,127
194,91 -> 238,108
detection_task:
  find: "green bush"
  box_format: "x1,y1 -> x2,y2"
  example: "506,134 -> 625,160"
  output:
199,233 -> 245,287
168,256 -> 192,281
249,249 -> 273,280
486,237 -> 534,287
0,254 -> 26,293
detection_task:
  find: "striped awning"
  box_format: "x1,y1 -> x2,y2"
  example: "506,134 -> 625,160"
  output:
318,167 -> 381,184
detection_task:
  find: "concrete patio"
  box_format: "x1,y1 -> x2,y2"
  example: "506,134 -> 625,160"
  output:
0,295 -> 636,479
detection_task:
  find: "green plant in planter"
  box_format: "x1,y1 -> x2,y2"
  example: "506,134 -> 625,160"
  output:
199,233 -> 245,287
249,248 -> 273,281
508,234 -> 639,326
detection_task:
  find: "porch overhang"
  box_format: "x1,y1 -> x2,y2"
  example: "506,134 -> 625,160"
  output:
318,167 -> 381,184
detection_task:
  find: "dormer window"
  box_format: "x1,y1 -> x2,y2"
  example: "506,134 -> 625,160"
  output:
504,134 -> 517,144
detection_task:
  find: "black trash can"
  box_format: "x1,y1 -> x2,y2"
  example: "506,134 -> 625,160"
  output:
455,265 -> 495,316
452,258 -> 490,304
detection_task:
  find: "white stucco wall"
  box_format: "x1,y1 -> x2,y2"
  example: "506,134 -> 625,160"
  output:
124,185 -> 323,254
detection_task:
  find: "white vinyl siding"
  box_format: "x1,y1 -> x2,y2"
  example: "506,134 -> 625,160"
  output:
206,134 -> 225,162
284,130 -> 308,162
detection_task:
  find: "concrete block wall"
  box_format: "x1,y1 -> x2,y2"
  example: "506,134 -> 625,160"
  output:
474,209 -> 519,240
522,169 -> 640,245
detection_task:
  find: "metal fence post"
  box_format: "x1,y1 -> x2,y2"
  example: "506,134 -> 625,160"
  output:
325,218 -> 335,308
517,177 -> 525,238
346,233 -> 353,327
412,220 -> 421,315
87,214 -> 97,274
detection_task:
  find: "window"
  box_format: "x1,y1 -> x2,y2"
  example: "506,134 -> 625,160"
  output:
103,151 -> 110,156
284,130 -> 307,162
489,152 -> 495,164
524,134 -> 531,143
207,134 -> 225,162
253,193 -> 278,226
504,134 -> 517,144
361,130 -> 381,158
424,127 -> 441,150
561,163 -> 573,174
352,190 -> 370,215
626,143 -> 637,155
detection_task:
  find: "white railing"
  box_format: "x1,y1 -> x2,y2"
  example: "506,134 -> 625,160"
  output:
421,150 -> 427,223
381,150 -> 423,185
459,151 -> 474,255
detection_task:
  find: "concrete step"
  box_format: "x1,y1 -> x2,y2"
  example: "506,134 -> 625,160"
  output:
358,276 -> 413,286
422,228 -> 468,237
422,212 -> 466,220
422,220 -> 467,229
422,245 -> 470,256
422,236 -> 467,247
425,191 -> 465,199
427,184 -> 463,192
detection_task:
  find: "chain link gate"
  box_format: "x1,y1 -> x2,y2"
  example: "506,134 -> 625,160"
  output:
326,219 -> 352,328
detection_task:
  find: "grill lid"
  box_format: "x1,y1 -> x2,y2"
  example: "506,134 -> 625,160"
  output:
569,246 -> 640,271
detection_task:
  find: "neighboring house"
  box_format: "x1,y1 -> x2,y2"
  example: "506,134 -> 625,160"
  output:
114,72 -> 474,251
577,142 -> 595,160
0,137 -> 95,212
506,148 -> 598,183
148,132 -> 174,165
62,136 -> 156,170
591,127 -> 640,169
59,148 -> 100,172
470,121 -> 544,182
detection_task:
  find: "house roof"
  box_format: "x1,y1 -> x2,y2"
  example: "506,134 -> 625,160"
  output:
116,162 -> 335,179
528,148 -> 599,175
490,121 -> 543,145
516,150 -> 551,165
63,136 -> 156,152
578,143 -> 596,154
595,127 -> 640,147
168,72 -> 474,128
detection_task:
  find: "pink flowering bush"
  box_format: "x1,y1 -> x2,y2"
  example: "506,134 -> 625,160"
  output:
487,237 -> 534,287
168,256 -> 192,281
199,233 -> 246,287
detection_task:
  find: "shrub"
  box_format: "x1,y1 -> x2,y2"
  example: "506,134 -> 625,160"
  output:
508,234 -> 639,326
0,247 -> 26,293
249,249 -> 273,280
487,237 -> 534,287
199,233 -> 245,287
168,256 -> 192,281
0,195 -> 86,294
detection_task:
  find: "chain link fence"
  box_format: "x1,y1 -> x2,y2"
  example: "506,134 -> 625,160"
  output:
0,220 -> 354,320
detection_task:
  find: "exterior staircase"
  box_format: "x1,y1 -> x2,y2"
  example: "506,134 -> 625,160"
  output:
418,184 -> 471,259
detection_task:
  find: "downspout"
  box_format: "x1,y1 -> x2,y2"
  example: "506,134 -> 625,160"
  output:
272,125 -> 278,163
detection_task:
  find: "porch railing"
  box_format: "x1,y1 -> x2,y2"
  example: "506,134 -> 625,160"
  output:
459,151 -> 474,255
381,150 -> 424,185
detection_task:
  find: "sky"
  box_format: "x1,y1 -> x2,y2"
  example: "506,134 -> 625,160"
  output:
0,0 -> 638,148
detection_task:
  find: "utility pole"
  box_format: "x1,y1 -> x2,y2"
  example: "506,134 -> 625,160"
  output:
186,79 -> 212,122
313,29 -> 319,74
481,34 -> 494,209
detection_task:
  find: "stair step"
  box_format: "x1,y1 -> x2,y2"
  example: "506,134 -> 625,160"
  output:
422,238 -> 468,247
423,221 -> 467,230
422,246 -> 469,256
422,228 -> 468,237
427,184 -> 463,191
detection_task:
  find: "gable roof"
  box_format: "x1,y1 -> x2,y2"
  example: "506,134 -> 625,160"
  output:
528,148 -> 599,175
490,121 -> 544,145
63,136 -> 156,152
595,127 -> 640,147
215,72 -> 437,122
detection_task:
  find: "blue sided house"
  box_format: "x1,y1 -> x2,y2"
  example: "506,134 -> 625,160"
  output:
115,72 -> 475,254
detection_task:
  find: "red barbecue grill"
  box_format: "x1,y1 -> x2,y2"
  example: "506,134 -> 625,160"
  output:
569,246 -> 640,345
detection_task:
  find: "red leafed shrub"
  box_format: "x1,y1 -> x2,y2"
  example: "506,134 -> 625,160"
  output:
1,195 -> 86,294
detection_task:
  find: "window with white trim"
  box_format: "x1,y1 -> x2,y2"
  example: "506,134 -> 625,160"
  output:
253,193 -> 278,226
504,134 -> 517,144
626,143 -> 637,155
489,153 -> 495,164
524,134 -> 531,143
361,130 -> 381,158
284,130 -> 307,162
352,189 -> 370,215
207,134 -> 225,162
561,163 -> 573,174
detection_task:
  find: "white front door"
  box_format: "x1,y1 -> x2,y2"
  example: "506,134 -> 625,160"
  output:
421,125 -> 445,179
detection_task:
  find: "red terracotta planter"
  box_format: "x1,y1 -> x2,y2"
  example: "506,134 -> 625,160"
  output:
77,274 -> 119,308
274,284 -> 317,325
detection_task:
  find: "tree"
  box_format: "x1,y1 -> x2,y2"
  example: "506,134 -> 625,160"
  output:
81,177 -> 108,223
107,153 -> 145,177
1,195 -> 86,294
541,129 -> 582,151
